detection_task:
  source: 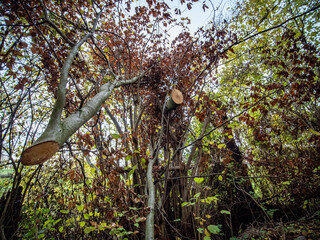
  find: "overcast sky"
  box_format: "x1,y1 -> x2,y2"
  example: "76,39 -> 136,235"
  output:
166,0 -> 234,39
130,0 -> 234,40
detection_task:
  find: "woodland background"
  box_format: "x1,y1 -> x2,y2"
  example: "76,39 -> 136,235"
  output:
0,0 -> 320,239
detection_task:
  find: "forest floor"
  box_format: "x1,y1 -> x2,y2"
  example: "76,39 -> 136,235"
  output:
237,211 -> 320,240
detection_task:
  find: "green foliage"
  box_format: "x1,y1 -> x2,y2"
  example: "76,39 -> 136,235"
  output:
194,177 -> 204,183
220,210 -> 231,215
0,168 -> 14,196
207,224 -> 221,234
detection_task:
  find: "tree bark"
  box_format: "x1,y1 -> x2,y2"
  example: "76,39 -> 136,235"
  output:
145,159 -> 155,240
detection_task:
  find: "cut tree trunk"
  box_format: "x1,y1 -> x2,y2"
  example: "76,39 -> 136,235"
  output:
19,76 -> 143,166
20,141 -> 59,166
166,89 -> 183,110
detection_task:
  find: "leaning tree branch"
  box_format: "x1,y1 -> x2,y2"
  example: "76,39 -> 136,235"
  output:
20,70 -> 145,166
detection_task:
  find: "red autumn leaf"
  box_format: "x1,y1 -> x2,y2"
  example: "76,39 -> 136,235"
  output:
24,65 -> 32,72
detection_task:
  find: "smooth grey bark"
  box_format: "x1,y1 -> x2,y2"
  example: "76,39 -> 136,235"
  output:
21,73 -> 143,165
35,75 -> 143,145
45,16 -> 101,135
145,158 -> 155,240
145,91 -> 184,239
31,13 -> 101,147
145,101 -> 168,239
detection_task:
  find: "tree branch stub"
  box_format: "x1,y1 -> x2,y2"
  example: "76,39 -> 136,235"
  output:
20,141 -> 59,165
166,89 -> 184,110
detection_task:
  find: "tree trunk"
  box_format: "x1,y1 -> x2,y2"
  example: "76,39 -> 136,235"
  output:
145,159 -> 155,240
0,186 -> 23,240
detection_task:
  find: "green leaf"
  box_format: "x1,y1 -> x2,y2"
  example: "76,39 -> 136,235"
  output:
201,196 -> 218,204
38,233 -> 45,238
79,221 -> 86,228
218,175 -> 223,181
43,220 -> 51,228
207,225 -> 221,234
294,31 -> 301,39
66,218 -> 75,224
194,177 -> 204,183
125,155 -> 132,161
310,128 -> 320,136
220,210 -> 231,214
84,213 -> 90,220
181,202 -> 189,207
128,164 -> 137,177
257,26 -> 264,32
282,181 -> 290,185
77,205 -> 84,211
84,226 -> 96,234
197,228 -> 203,233
193,192 -> 201,198
218,143 -> 226,149
111,133 -> 120,139
53,218 -> 62,226
60,210 -> 69,214
20,17 -> 29,24
204,237 -> 211,240
58,226 -> 63,233
140,158 -> 146,165
90,167 -> 96,175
